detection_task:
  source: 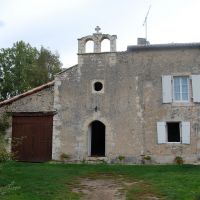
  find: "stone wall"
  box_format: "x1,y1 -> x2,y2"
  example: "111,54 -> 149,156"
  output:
1,44 -> 200,164
0,86 -> 54,152
54,47 -> 200,163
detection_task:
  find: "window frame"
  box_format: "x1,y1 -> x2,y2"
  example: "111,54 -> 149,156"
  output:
91,80 -> 104,94
94,82 -> 103,92
157,121 -> 190,145
166,122 -> 181,144
172,76 -> 190,102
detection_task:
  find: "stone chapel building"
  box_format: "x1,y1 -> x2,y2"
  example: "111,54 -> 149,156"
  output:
1,27 -> 200,164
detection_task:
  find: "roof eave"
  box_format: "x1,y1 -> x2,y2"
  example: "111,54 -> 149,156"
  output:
0,81 -> 54,108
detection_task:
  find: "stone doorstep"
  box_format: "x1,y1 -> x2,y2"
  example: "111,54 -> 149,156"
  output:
193,162 -> 200,165
86,156 -> 108,163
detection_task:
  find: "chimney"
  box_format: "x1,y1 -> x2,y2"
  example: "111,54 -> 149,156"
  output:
137,38 -> 150,46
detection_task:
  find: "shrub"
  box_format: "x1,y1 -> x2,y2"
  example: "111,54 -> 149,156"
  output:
0,113 -> 12,162
60,153 -> 71,161
0,113 -> 9,135
143,155 -> 151,161
0,181 -> 20,196
0,135 -> 13,162
0,150 -> 12,162
174,156 -> 184,165
118,155 -> 125,162
141,155 -> 152,164
194,193 -> 200,200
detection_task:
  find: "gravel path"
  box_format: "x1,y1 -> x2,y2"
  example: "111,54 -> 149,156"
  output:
72,174 -> 134,200
72,174 -> 162,200
76,178 -> 125,200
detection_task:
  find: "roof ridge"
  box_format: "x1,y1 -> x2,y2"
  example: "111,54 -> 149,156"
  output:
56,64 -> 78,76
127,42 -> 200,51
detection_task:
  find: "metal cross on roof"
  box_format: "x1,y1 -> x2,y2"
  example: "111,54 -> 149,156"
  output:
95,26 -> 101,33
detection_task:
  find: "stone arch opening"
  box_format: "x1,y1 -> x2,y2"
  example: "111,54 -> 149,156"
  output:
89,120 -> 105,157
101,38 -> 110,52
78,28 -> 117,53
85,40 -> 94,53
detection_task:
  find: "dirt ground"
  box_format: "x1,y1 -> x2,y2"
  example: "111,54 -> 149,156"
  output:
72,174 -> 162,200
74,178 -> 125,200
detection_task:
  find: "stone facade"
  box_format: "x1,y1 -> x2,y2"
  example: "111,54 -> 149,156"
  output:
53,45 -> 200,163
0,84 -> 54,151
1,29 -> 200,164
78,26 -> 117,53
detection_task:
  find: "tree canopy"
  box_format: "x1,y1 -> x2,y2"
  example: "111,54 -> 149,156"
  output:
0,41 -> 62,100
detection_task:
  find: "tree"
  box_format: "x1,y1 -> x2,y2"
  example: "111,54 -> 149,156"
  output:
0,41 -> 62,100
38,47 -> 62,80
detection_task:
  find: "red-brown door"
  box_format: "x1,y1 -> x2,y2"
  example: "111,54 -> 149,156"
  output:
12,115 -> 53,162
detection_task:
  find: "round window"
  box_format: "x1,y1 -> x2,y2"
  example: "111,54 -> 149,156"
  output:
94,82 -> 103,91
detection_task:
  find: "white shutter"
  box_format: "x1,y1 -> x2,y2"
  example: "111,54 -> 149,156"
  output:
182,122 -> 190,144
192,75 -> 200,102
157,122 -> 166,144
162,75 -> 172,103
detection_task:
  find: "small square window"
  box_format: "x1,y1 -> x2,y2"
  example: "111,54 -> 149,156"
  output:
173,76 -> 189,101
167,122 -> 180,142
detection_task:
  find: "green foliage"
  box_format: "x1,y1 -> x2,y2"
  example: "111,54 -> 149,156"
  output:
0,114 -> 12,162
60,153 -> 71,161
143,155 -> 151,161
194,194 -> 200,200
118,155 -> 125,161
0,149 -> 12,162
0,113 -> 9,135
0,181 -> 20,196
0,135 -> 13,162
174,156 -> 184,165
0,41 -> 62,100
1,163 -> 200,199
141,155 -> 152,164
38,47 -> 62,80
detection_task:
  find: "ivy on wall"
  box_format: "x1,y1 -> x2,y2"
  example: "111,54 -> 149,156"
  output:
0,113 -> 9,135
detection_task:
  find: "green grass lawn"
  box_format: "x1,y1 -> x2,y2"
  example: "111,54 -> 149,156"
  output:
0,162 -> 200,200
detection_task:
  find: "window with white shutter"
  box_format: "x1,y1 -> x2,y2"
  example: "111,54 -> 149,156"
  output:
181,122 -> 190,144
157,121 -> 190,144
162,76 -> 172,103
162,75 -> 192,103
192,75 -> 200,103
173,76 -> 189,102
157,122 -> 166,144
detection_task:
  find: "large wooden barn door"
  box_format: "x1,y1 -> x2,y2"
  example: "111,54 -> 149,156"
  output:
12,115 -> 53,162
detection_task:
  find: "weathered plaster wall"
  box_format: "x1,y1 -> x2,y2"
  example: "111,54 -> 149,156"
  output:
6,87 -> 54,112
0,86 -> 54,152
139,49 -> 200,163
54,48 -> 200,163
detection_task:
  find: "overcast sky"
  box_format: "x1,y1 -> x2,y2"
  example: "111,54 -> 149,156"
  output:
1,0 -> 200,68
